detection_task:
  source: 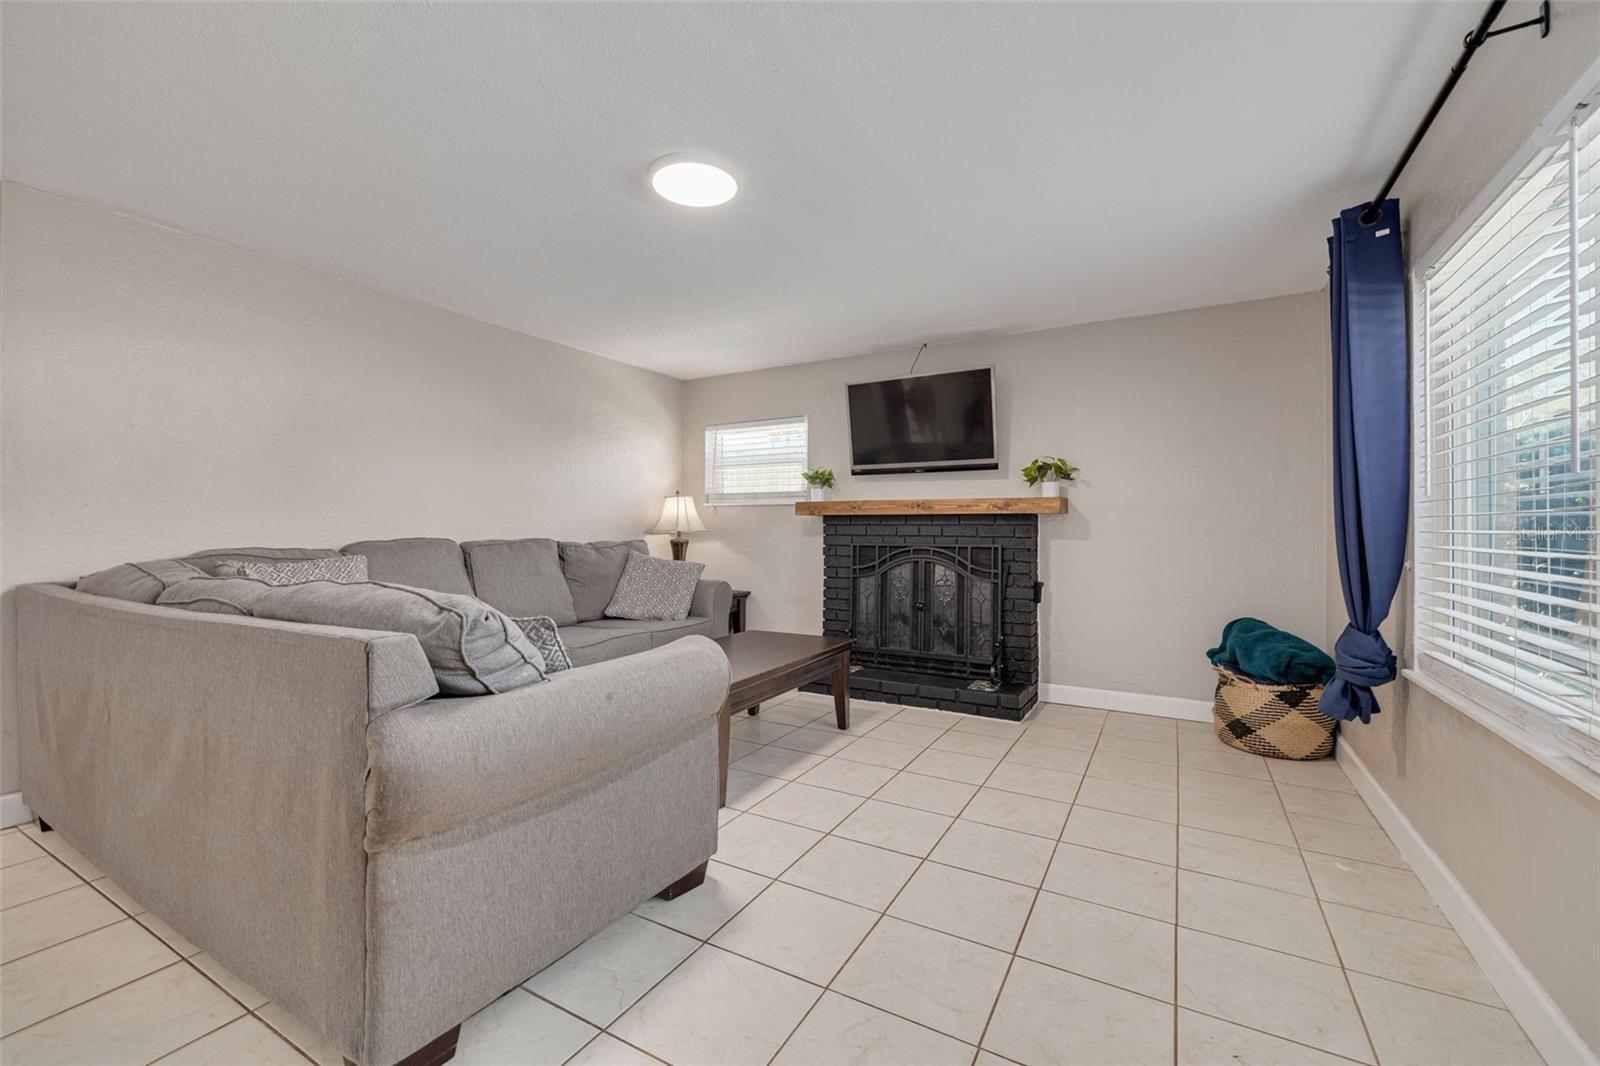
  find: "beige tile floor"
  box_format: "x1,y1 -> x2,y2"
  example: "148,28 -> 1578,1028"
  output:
0,693 -> 1543,1066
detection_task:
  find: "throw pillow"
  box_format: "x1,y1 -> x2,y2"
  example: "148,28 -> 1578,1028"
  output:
604,552 -> 704,622
157,577 -> 546,695
216,554 -> 370,585
512,616 -> 573,673
77,558 -> 209,603
181,547 -> 340,575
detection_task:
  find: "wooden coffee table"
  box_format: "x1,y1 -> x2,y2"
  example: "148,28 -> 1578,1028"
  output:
713,630 -> 853,806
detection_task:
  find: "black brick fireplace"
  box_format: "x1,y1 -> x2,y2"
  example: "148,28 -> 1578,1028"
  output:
803,513 -> 1040,720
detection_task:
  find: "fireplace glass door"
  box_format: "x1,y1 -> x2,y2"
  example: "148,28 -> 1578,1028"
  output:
850,545 -> 1002,680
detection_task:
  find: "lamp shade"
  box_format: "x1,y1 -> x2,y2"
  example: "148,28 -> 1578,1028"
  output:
648,493 -> 706,534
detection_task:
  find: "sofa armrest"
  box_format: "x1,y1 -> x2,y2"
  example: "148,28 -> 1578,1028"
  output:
690,579 -> 733,638
13,583 -> 437,1059
365,636 -> 731,846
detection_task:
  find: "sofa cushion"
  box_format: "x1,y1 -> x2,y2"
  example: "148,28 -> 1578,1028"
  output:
218,554 -> 370,586
364,637 -> 730,845
605,552 -> 704,622
559,539 -> 648,622
559,622 -> 654,667
341,538 -> 473,596
462,539 -> 577,625
180,546 -> 340,575
580,617 -> 715,649
158,576 -> 545,695
511,616 -> 572,673
76,558 -> 209,603
153,574 -> 271,615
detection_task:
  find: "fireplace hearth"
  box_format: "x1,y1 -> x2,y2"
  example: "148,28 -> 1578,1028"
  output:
805,513 -> 1040,719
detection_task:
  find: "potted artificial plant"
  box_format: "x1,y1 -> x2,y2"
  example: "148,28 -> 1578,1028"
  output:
1021,456 -> 1078,497
802,467 -> 836,502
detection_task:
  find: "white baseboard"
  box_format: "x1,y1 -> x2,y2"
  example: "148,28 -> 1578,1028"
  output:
1,793 -> 33,829
1337,743 -> 1598,1066
1038,682 -> 1211,723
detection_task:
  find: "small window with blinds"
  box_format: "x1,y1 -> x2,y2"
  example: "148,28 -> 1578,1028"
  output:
704,416 -> 808,505
1414,91 -> 1599,768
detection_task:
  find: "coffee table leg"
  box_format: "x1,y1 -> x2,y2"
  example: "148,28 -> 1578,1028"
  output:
718,702 -> 731,807
832,649 -> 850,730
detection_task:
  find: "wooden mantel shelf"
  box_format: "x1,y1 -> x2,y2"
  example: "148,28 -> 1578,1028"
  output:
794,497 -> 1067,516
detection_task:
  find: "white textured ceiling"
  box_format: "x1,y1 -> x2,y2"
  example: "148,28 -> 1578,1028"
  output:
3,2 -> 1469,378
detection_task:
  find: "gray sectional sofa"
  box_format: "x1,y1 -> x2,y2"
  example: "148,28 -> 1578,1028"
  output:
14,535 -> 734,1066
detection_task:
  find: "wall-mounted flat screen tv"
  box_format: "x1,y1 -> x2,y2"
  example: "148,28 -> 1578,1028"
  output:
848,367 -> 998,475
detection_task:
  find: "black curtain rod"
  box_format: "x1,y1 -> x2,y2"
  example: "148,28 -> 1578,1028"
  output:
1356,0 -> 1550,227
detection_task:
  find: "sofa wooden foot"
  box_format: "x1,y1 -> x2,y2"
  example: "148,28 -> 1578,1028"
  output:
36,817 -> 51,833
656,860 -> 709,900
343,1024 -> 460,1066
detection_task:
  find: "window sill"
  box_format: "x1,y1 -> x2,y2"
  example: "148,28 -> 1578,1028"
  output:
705,496 -> 805,508
1402,668 -> 1600,802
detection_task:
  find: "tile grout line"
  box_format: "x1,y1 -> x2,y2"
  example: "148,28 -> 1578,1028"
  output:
1268,760 -> 1385,1066
148,1008 -> 315,1066
1172,721 -> 1182,1066
0,864 -> 88,913
0,897 -> 126,966
564,1025 -> 670,1066
764,704 -> 1045,1066
971,710 -> 1111,1064
2,958 -> 193,1048
524,987 -> 669,1066
248,1008 -> 332,1066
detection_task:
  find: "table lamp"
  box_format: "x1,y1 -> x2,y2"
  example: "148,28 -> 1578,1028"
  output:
648,492 -> 707,560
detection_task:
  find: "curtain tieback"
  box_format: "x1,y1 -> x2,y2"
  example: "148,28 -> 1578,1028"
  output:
1320,626 -> 1396,724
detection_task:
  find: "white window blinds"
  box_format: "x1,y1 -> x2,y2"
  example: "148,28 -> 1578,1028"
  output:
1415,96 -> 1599,766
704,416 -> 807,504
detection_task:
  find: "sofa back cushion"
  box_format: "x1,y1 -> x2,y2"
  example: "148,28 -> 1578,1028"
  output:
154,575 -> 271,615
77,558 -> 209,603
157,576 -> 545,695
559,539 -> 649,622
462,539 -> 577,625
340,538 -> 473,596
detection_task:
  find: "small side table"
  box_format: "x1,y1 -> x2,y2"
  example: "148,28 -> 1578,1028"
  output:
729,590 -> 751,634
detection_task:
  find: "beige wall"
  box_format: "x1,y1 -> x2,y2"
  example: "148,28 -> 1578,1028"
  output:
0,183 -> 685,796
1330,2 -> 1600,1052
683,290 -> 1331,705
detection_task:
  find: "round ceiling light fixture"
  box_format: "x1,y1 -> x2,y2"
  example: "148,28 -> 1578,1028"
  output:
649,154 -> 738,207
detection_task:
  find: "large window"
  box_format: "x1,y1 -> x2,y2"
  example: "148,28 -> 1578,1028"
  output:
1414,89 -> 1599,768
704,416 -> 808,505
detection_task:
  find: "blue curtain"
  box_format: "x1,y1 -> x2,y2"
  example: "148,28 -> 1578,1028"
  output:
1324,198 -> 1410,724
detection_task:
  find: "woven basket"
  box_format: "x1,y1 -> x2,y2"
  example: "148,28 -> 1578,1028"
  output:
1211,667 -> 1336,760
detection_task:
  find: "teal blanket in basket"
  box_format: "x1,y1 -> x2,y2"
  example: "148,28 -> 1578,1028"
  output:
1206,617 -> 1335,687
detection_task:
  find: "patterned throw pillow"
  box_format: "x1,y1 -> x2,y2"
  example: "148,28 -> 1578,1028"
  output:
217,554 -> 370,586
603,552 -> 704,622
512,616 -> 573,673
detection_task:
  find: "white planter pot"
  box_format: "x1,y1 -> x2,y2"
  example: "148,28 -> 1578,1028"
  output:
808,486 -> 829,502
1039,480 -> 1062,498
